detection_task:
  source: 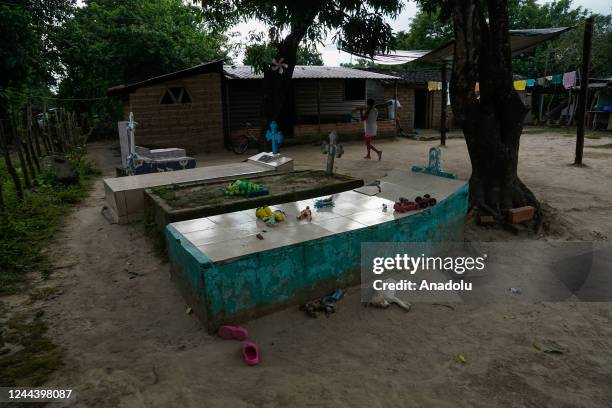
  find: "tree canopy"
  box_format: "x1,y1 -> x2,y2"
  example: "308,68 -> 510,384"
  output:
398,0 -> 612,77
243,32 -> 323,70
0,0 -> 74,113
56,0 -> 230,124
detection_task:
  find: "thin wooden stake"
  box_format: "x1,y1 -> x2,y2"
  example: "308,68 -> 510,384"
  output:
440,62 -> 448,146
0,121 -> 23,199
12,124 -> 32,189
575,16 -> 594,165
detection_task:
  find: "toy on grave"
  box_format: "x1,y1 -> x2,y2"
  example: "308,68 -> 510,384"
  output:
256,206 -> 286,225
265,121 -> 284,155
222,179 -> 269,198
393,194 -> 436,213
121,112 -> 196,176
416,194 -> 437,208
411,146 -> 457,179
297,206 -> 312,222
320,131 -> 344,175
314,196 -> 334,208
393,197 -> 417,213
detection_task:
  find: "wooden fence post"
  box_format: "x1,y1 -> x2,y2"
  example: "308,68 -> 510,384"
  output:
0,120 -> 24,199
575,16 -> 594,165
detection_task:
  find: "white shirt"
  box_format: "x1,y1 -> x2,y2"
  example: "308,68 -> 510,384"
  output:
364,107 -> 378,136
387,99 -> 401,119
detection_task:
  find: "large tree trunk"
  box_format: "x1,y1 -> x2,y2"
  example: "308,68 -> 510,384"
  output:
258,5 -> 320,150
450,0 -> 538,218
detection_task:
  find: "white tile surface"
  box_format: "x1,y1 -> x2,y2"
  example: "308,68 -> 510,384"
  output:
171,170 -> 468,263
173,218 -> 217,234
315,217 -> 368,234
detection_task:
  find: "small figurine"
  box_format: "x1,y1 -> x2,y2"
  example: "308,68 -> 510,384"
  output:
297,206 -> 312,222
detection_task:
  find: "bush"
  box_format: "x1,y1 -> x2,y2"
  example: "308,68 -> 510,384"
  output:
0,158 -> 98,295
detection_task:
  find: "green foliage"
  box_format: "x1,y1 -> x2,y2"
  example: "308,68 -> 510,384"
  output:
203,0 -> 403,62
411,0 -> 612,77
296,46 -> 324,66
0,1 -> 74,113
244,37 -> 323,73
56,0 -> 231,126
395,7 -> 452,51
0,158 -> 98,295
0,308 -> 63,388
508,0 -> 612,77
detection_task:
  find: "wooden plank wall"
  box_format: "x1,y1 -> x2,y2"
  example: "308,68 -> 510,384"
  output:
294,79 -> 368,119
124,73 -> 224,154
226,79 -> 262,131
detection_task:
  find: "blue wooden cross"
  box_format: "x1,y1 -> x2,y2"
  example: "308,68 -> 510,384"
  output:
265,121 -> 284,155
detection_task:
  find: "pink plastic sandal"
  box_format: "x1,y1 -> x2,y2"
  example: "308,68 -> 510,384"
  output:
218,325 -> 248,341
242,341 -> 260,366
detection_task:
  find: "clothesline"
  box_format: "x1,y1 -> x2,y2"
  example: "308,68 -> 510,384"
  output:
426,69 -> 580,94
511,70 -> 578,91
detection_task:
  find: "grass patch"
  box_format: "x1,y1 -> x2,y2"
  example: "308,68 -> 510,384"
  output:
0,158 -> 99,295
151,171 -> 357,210
588,143 -> 612,149
0,305 -> 63,391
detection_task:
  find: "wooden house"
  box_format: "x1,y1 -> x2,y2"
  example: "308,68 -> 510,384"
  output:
108,61 -> 402,153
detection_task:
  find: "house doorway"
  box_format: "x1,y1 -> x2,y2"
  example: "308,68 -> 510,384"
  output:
414,89 -> 428,129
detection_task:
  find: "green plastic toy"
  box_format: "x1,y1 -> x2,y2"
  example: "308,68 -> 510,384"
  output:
221,179 -> 269,198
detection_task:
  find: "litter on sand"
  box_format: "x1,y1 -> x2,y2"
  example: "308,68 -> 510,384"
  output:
533,342 -> 564,355
302,288 -> 345,318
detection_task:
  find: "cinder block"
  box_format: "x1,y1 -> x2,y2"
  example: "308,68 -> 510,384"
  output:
508,206 -> 535,224
479,215 -> 496,225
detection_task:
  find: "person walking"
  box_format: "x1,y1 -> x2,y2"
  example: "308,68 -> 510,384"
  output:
355,98 -> 382,160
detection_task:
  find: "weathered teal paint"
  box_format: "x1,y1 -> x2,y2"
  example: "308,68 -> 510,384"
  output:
166,183 -> 469,333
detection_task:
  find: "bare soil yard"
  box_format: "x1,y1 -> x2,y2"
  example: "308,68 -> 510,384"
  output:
7,128 -> 612,407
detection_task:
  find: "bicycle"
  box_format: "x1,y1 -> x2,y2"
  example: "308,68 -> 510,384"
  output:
232,122 -> 262,154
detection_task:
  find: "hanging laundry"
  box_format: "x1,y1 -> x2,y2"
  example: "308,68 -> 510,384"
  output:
514,80 -> 527,91
562,71 -> 577,89
551,74 -> 562,85
537,77 -> 547,86
474,82 -> 479,92
526,79 -> 535,87
545,75 -> 553,81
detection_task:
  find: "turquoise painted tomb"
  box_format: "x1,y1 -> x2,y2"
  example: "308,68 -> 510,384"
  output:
165,169 -> 468,332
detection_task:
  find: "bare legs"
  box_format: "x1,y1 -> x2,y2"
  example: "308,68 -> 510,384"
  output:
364,136 -> 382,160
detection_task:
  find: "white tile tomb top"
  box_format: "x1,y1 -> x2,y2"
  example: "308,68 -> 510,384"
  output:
171,170 -> 467,263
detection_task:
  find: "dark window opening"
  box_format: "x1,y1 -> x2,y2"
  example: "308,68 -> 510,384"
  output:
160,87 -> 192,104
344,79 -> 366,100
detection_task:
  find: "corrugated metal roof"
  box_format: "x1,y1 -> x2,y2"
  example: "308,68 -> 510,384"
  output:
344,27 -> 572,65
223,65 -> 399,80
365,69 -> 442,84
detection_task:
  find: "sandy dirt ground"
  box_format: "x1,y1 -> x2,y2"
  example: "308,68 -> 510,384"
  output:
12,128 -> 612,407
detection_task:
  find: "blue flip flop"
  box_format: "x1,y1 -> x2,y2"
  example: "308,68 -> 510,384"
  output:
321,288 -> 344,303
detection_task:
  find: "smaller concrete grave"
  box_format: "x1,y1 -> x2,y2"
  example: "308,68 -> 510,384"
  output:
103,153 -> 294,224
145,170 -> 364,228
118,113 -> 196,176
